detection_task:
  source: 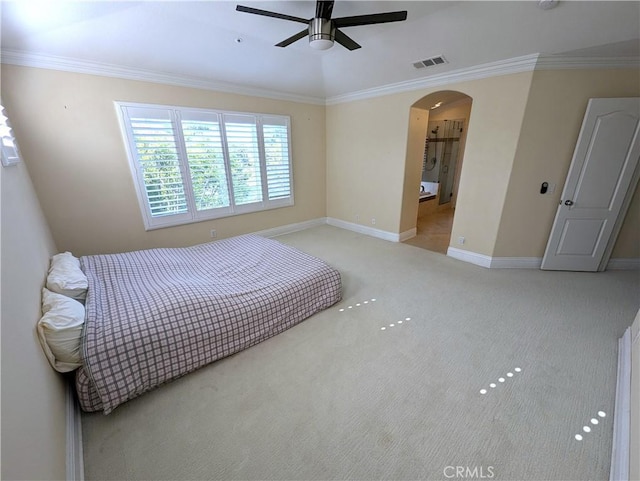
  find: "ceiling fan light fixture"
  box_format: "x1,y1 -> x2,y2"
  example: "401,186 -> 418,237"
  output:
309,38 -> 334,50
236,1 -> 406,51
538,0 -> 559,10
309,18 -> 335,50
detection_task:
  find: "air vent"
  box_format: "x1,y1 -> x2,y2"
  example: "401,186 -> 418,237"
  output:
413,55 -> 448,69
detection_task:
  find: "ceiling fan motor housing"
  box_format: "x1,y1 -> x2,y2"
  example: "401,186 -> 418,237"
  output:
309,18 -> 335,50
236,1 -> 407,51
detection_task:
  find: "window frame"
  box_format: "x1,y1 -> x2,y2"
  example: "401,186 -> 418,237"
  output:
0,102 -> 22,167
115,101 -> 294,230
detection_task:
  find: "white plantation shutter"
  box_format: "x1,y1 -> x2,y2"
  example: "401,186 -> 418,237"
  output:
263,116 -> 292,200
123,107 -> 190,225
117,102 -> 293,230
0,103 -> 22,167
180,111 -> 231,214
223,114 -> 263,206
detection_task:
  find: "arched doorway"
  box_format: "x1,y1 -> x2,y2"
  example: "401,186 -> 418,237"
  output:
403,90 -> 473,254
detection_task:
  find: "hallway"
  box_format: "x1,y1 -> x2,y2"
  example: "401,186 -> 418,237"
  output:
403,207 -> 454,254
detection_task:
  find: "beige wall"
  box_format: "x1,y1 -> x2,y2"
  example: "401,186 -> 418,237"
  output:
326,95 -> 412,233
493,69 -> 640,258
1,65 -> 327,256
327,71 -> 534,256
614,187 -> 639,259
444,73 -> 534,256
3,65 -> 638,262
1,156 -> 66,478
328,68 -> 639,259
402,107 -> 430,228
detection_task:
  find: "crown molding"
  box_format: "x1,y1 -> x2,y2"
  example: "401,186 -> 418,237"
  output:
326,54 -> 541,105
0,49 -> 326,106
2,49 -> 638,107
535,54 -> 640,70
326,53 -> 640,105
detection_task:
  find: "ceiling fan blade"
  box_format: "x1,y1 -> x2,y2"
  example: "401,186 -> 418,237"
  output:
333,11 -> 407,28
334,29 -> 361,51
236,5 -> 309,24
315,0 -> 334,20
275,29 -> 309,47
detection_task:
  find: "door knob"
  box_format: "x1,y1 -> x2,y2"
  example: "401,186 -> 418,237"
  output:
564,200 -> 574,206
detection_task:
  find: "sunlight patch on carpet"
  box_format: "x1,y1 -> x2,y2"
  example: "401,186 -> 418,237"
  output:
380,317 -> 411,330
574,410 -> 607,441
339,298 -> 377,312
479,366 -> 522,394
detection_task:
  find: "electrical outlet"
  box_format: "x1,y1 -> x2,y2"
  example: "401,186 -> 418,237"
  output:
458,236 -> 465,245
356,214 -> 360,222
210,229 -> 217,239
371,218 -> 376,225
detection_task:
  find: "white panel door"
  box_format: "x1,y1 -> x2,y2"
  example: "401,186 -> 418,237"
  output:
541,98 -> 640,271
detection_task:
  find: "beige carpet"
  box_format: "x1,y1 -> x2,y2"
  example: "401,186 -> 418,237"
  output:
81,225 -> 640,480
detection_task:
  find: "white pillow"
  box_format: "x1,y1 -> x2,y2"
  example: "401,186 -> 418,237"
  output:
37,288 -> 85,373
46,251 -> 88,300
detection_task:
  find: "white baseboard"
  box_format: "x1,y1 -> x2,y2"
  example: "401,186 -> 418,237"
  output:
326,217 -> 404,242
610,328 -> 631,481
446,247 -> 492,268
490,257 -> 543,269
256,220 -> 639,271
66,381 -> 84,481
255,218 -> 411,243
607,258 -> 640,270
449,252 -> 640,270
447,249 -> 543,269
254,218 -> 327,238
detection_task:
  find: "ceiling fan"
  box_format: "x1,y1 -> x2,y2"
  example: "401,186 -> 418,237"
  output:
236,0 -> 408,51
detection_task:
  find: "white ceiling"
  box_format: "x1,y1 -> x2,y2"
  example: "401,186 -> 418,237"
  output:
1,1 -> 639,101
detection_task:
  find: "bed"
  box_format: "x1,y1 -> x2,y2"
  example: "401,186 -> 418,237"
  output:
74,234 -> 342,414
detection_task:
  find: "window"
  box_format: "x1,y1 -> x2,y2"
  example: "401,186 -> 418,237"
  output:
1,103 -> 21,167
116,102 -> 293,230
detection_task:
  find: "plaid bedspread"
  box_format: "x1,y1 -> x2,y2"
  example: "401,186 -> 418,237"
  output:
77,235 -> 342,414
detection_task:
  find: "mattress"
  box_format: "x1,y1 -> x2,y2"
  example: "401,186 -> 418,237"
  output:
76,234 -> 342,413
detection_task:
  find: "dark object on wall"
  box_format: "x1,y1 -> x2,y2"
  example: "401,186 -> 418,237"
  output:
540,182 -> 549,194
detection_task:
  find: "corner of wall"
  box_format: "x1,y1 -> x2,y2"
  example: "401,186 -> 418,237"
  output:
1,158 -> 68,480
66,381 -> 85,481
450,71 -> 535,258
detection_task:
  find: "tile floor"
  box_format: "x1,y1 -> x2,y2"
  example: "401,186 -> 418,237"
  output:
403,205 -> 454,254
